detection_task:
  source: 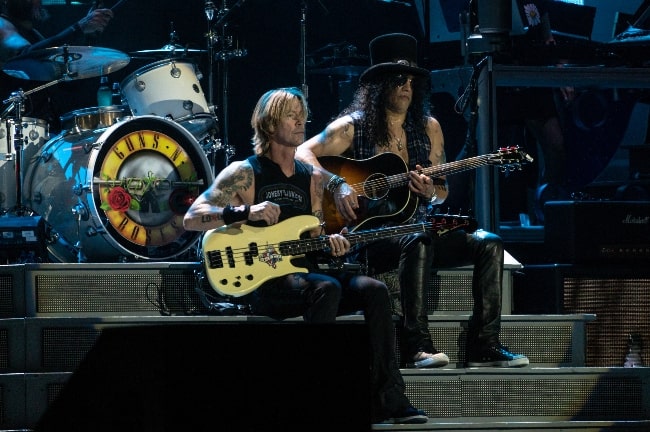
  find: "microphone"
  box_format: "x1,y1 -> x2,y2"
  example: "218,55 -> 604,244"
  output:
205,0 -> 215,20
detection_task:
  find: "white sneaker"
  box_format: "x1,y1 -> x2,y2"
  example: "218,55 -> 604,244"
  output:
409,351 -> 449,368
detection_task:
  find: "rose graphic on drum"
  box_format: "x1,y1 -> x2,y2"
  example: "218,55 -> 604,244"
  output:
23,116 -> 213,262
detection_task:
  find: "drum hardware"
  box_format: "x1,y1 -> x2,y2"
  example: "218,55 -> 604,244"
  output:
72,201 -> 90,263
205,0 -> 248,163
1,45 -> 130,218
2,90 -> 31,216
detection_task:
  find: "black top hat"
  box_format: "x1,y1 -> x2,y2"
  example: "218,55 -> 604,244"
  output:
359,33 -> 429,84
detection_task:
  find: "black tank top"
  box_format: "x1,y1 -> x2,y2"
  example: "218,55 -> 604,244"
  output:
246,155 -> 313,223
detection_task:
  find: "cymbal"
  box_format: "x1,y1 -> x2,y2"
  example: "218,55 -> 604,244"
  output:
130,44 -> 207,58
2,46 -> 130,81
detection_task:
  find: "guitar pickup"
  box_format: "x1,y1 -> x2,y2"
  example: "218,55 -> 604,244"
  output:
243,242 -> 258,266
205,250 -> 224,269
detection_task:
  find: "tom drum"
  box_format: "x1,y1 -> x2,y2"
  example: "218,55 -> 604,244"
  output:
60,105 -> 130,133
121,60 -> 210,121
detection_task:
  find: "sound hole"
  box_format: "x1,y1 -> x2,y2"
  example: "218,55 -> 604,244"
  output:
363,173 -> 390,200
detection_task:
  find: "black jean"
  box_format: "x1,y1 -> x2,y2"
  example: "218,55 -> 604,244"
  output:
247,271 -> 411,422
364,229 -> 504,359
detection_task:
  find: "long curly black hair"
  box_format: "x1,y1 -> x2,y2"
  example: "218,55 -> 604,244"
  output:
340,73 -> 432,148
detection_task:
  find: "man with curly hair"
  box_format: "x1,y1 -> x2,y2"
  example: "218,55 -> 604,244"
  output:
297,33 -> 529,369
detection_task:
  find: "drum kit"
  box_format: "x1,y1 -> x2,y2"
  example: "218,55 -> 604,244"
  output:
0,33 -> 234,263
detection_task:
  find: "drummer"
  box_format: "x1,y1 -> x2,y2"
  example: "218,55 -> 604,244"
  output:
0,0 -> 114,128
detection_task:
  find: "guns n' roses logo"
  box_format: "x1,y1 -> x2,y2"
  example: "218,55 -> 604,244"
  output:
98,129 -> 202,247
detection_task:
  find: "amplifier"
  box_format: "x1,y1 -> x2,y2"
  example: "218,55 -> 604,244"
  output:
544,200 -> 650,263
0,215 -> 46,258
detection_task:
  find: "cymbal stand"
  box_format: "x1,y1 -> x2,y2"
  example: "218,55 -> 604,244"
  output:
204,1 -> 216,109
212,0 -> 246,162
2,66 -> 73,216
3,90 -> 26,216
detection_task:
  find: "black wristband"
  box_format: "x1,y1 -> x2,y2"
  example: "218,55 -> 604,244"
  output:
71,22 -> 82,33
222,204 -> 250,225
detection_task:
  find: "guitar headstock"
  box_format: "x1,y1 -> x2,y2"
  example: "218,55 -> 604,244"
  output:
427,213 -> 478,236
487,146 -> 534,171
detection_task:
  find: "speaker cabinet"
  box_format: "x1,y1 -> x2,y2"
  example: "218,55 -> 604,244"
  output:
544,200 -> 650,264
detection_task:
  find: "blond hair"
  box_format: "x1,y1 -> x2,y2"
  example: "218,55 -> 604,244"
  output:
251,87 -> 308,156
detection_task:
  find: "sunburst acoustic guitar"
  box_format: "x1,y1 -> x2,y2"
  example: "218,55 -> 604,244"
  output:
318,146 -> 533,233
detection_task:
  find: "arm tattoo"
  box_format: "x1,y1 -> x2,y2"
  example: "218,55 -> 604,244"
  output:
211,165 -> 254,207
200,214 -> 220,224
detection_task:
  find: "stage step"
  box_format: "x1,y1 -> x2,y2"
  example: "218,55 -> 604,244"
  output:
373,419 -> 650,431
1,260 -> 648,431
1,365 -> 649,430
0,313 -> 594,374
399,367 -> 650,424
0,257 -> 520,318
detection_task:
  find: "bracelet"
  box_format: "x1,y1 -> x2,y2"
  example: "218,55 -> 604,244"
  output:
71,22 -> 82,33
222,204 -> 250,225
326,175 -> 346,194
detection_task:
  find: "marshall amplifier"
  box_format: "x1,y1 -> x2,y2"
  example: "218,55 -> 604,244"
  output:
544,200 -> 650,264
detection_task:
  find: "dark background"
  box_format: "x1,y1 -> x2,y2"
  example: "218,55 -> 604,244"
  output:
5,0 -> 645,225
22,0 -> 462,160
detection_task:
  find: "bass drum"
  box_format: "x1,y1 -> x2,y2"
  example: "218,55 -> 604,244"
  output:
24,116 -> 213,263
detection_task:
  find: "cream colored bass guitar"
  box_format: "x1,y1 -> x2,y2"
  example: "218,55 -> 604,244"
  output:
202,214 -> 477,297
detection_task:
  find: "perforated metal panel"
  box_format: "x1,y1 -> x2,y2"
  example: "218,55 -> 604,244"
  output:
404,370 -> 650,420
25,372 -> 71,429
563,269 -> 650,367
41,327 -> 101,371
0,373 -> 28,429
394,320 -> 580,367
0,264 -> 24,318
377,268 -> 513,315
25,263 -> 204,317
429,271 -> 474,312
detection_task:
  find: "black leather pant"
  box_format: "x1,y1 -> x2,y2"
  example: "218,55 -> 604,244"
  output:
431,230 -> 504,349
365,229 -> 504,358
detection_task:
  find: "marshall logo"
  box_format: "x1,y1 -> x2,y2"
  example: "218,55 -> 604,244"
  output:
545,201 -> 650,264
622,214 -> 650,225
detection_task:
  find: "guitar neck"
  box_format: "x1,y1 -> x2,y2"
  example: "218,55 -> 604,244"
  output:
424,155 -> 495,177
348,154 -> 492,194
280,221 -> 435,256
346,149 -> 528,195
